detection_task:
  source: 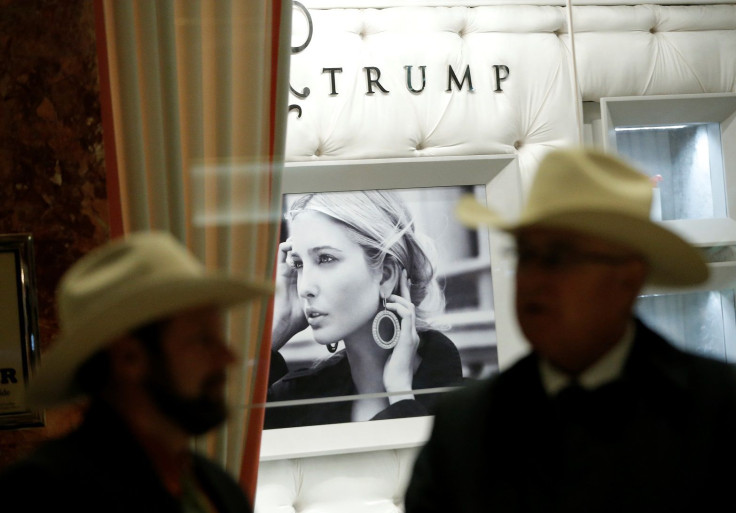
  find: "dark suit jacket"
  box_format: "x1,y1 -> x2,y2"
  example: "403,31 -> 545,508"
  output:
405,320 -> 736,513
0,402 -> 253,513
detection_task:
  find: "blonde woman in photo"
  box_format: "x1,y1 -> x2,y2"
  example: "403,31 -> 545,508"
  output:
265,190 -> 462,428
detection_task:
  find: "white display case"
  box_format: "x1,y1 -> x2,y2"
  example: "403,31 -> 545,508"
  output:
599,93 -> 736,363
601,93 -> 736,246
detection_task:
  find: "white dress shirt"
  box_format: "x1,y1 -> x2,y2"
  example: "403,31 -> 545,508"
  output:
539,321 -> 635,396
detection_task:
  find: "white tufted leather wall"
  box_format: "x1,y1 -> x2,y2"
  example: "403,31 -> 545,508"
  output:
283,2 -> 736,184
257,448 -> 419,513
260,2 -> 736,512
571,4 -> 736,99
284,3 -> 580,187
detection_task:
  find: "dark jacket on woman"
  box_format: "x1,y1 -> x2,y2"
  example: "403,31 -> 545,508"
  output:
265,330 -> 463,429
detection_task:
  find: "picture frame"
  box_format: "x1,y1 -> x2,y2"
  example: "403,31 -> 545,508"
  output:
0,233 -> 43,429
259,155 -> 523,461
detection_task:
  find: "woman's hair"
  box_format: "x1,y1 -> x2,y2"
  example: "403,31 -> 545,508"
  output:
288,190 -> 445,331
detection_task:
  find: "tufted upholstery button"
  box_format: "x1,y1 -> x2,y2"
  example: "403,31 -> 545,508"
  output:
314,147 -> 322,157
514,140 -> 523,150
415,141 -> 425,151
650,27 -> 657,34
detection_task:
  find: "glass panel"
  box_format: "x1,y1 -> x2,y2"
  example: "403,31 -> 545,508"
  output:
702,245 -> 736,262
263,388 -> 460,429
635,288 -> 736,362
614,123 -> 727,221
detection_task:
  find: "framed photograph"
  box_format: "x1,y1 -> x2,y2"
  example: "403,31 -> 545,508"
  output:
0,233 -> 43,429
259,155 -> 522,460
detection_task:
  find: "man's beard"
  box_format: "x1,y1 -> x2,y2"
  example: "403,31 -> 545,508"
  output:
145,370 -> 229,436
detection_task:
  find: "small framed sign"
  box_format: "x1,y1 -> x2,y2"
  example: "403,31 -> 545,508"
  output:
0,233 -> 43,429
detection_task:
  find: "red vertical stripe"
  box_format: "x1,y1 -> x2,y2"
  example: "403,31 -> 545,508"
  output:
93,0 -> 125,239
239,0 -> 284,502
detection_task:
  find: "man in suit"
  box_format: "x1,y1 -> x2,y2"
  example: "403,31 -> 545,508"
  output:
405,148 -> 736,512
0,232 -> 272,513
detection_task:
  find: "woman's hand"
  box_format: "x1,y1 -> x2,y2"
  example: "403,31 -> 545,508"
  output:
271,239 -> 307,351
382,269 -> 420,404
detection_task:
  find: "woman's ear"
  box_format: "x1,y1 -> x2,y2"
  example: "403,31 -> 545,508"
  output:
379,258 -> 401,298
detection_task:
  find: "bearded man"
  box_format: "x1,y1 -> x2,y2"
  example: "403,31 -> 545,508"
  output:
0,232 -> 272,513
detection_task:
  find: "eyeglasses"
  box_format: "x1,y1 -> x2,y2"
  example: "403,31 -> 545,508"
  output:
506,245 -> 639,272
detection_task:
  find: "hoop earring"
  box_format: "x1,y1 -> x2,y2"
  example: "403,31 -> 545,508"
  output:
372,297 -> 400,350
327,343 -> 338,353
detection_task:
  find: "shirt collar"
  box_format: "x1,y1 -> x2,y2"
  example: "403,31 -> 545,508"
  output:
539,320 -> 635,396
131,426 -> 193,497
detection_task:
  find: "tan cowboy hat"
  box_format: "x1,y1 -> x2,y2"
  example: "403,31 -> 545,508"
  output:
28,231 -> 274,408
456,148 -> 708,287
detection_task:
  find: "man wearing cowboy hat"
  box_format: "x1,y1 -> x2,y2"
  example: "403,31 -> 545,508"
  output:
0,232 -> 272,512
405,148 -> 736,512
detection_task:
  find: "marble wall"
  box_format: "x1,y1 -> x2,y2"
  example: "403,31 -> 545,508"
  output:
0,0 -> 109,467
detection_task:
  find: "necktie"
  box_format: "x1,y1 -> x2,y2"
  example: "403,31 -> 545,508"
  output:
554,382 -> 606,430
554,380 -> 629,430
555,382 -> 589,413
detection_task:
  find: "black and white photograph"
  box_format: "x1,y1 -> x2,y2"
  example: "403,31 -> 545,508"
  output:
264,184 -> 498,429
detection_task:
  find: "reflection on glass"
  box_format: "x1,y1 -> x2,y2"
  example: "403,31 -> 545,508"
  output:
702,245 -> 736,263
635,289 -> 736,362
615,123 -> 726,221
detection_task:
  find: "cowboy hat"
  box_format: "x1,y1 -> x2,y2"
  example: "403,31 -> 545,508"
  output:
456,148 -> 708,287
27,231 -> 274,408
